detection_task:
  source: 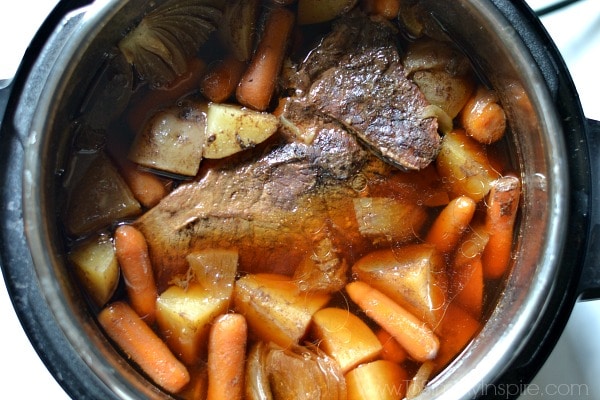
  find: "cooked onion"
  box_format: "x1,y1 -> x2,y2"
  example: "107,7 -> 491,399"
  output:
118,0 -> 222,87
219,0 -> 260,62
421,104 -> 453,134
246,342 -> 347,400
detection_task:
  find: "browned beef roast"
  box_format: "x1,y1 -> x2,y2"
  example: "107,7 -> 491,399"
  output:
134,13 -> 440,289
135,123 -> 376,289
293,13 -> 440,170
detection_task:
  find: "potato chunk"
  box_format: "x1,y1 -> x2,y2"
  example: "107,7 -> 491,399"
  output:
352,244 -> 447,327
233,273 -> 330,348
404,39 -> 474,120
128,103 -> 207,177
436,129 -> 500,201
65,153 -> 141,236
203,103 -> 279,159
186,248 -> 238,297
412,70 -> 473,121
156,249 -> 238,365
311,307 -> 382,373
156,283 -> 231,365
345,360 -> 408,400
353,197 -> 427,244
68,233 -> 119,307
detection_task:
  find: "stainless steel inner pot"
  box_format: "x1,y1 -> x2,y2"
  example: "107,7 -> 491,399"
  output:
2,0 -> 599,399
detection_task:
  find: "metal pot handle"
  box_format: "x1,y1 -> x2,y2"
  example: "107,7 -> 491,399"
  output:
577,118 -> 600,300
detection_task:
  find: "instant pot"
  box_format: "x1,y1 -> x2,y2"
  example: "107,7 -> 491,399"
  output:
1,0 -> 599,399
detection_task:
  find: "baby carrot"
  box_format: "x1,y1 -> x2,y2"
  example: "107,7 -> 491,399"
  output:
200,56 -> 247,103
453,224 -> 489,267
460,86 -> 507,144
114,224 -> 158,324
346,281 -> 439,362
127,58 -> 206,132
453,256 -> 484,318
433,303 -> 481,370
425,195 -> 477,254
98,302 -> 190,393
362,0 -> 401,19
206,313 -> 248,400
236,7 -> 295,111
376,328 -> 408,364
451,225 -> 488,317
119,159 -> 171,208
482,176 -> 521,279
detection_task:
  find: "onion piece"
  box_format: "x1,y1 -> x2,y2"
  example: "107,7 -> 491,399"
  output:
406,361 -> 435,398
245,342 -> 273,400
246,342 -> 347,400
421,104 -> 453,135
219,0 -> 260,62
118,0 -> 222,87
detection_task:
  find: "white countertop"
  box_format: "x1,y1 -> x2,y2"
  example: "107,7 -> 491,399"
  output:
1,1 -> 599,399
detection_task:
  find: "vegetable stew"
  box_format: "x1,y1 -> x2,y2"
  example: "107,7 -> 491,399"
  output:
61,0 -> 521,398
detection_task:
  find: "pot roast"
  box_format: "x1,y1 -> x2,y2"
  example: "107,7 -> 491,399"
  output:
134,13 -> 441,289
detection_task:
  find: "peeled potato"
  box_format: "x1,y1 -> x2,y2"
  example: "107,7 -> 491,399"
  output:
311,307 -> 382,373
436,129 -> 500,201
345,360 -> 408,400
412,70 -> 474,119
128,103 -> 207,177
203,103 -> 279,159
353,197 -> 427,243
156,283 -> 231,365
352,244 -> 447,327
68,233 -> 119,307
233,273 -> 330,348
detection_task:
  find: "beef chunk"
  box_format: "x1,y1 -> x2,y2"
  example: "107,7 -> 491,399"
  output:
135,126 -> 373,289
296,13 -> 440,170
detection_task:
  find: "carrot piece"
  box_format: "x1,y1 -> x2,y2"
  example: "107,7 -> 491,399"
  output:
460,86 -> 507,144
425,195 -> 477,253
98,302 -> 190,393
200,56 -> 247,103
433,303 -> 481,371
482,176 -> 521,279
450,225 -> 488,318
177,366 -> 208,400
127,58 -> 206,132
114,224 -> 158,324
361,0 -> 401,19
119,159 -> 171,208
453,256 -> 484,318
206,313 -> 248,400
376,328 -> 408,364
346,281 -> 439,362
453,224 -> 489,266
236,7 -> 295,111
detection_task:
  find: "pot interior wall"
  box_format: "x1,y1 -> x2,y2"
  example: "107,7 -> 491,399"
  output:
418,1 -> 568,397
23,0 -> 569,398
24,0 -> 180,398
